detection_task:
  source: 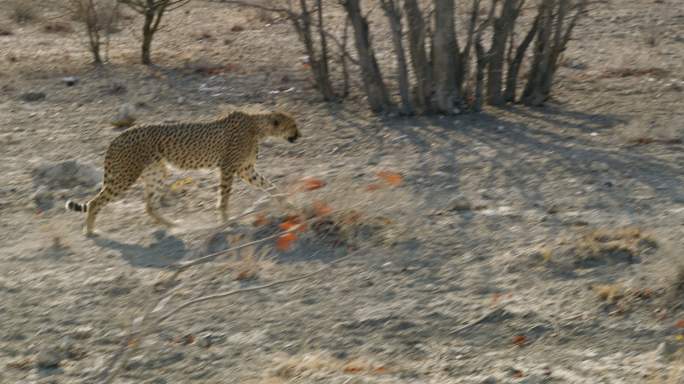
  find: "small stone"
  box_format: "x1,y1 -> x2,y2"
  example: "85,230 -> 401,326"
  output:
20,91 -> 46,102
197,336 -> 211,348
111,103 -> 137,128
177,96 -> 186,104
448,197 -> 472,211
656,341 -> 679,361
143,379 -> 167,384
106,82 -> 127,95
36,348 -> 61,369
33,186 -> 54,211
481,376 -> 497,384
71,325 -> 94,339
62,76 -> 79,86
519,374 -> 549,384
125,355 -> 144,370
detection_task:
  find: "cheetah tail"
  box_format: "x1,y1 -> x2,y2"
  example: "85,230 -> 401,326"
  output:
65,200 -> 87,213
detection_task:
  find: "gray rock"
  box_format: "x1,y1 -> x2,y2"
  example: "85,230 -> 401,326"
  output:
33,186 -> 54,210
519,374 -> 550,384
143,378 -> 167,384
62,77 -> 79,86
197,332 -> 226,348
656,341 -> 679,361
32,160 -> 101,190
70,325 -> 94,340
20,91 -> 46,102
448,196 -> 472,211
36,348 -> 61,369
111,103 -> 137,128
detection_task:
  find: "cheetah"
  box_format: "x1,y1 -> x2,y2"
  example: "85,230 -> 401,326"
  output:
66,110 -> 301,236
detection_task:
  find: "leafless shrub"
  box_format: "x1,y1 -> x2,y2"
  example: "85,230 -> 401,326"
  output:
219,0 -> 589,113
118,0 -> 193,65
9,0 -> 39,24
71,0 -> 122,34
64,0 -> 119,64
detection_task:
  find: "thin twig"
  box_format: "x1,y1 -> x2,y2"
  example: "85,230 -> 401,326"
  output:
450,308 -> 510,335
174,199 -> 366,273
158,250 -> 355,324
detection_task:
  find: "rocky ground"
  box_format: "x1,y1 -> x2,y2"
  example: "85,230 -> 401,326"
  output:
1,0 -> 683,383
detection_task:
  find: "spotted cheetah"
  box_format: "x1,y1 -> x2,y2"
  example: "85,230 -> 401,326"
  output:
66,110 -> 301,236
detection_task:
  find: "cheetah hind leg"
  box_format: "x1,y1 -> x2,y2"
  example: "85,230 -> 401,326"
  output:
142,162 -> 176,228
83,186 -> 119,237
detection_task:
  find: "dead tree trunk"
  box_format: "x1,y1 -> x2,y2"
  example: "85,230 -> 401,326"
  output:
381,0 -> 413,114
486,0 -> 519,106
290,0 -> 336,100
314,0 -> 336,100
119,0 -> 192,65
141,7 -> 157,65
522,0 -> 586,106
503,10 -> 538,102
472,1 -> 496,111
403,0 -> 432,112
341,0 -> 392,112
459,0 -> 481,97
432,0 -> 461,113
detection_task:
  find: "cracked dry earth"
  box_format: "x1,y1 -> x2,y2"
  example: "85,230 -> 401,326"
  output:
1,0 -> 684,383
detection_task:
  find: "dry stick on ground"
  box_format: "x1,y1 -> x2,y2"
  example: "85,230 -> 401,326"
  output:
97,249 -> 360,384
94,198 -> 368,383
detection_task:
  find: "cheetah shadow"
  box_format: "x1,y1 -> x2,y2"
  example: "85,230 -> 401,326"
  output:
93,229 -> 187,268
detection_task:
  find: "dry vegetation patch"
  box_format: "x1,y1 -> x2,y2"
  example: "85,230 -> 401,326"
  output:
261,351 -> 393,382
9,0 -> 39,23
532,227 -> 658,272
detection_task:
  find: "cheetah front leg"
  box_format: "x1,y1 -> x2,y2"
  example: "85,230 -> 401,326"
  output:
218,167 -> 236,223
238,165 -> 278,192
142,161 -> 175,227
238,166 -> 292,208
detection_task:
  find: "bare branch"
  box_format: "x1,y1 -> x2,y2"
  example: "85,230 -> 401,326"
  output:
214,0 -> 295,16
323,30 -> 360,66
158,251 -> 357,324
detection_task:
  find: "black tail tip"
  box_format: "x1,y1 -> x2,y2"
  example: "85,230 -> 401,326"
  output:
66,200 -> 86,212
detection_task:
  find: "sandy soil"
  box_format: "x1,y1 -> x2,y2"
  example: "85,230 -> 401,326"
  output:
1,0 -> 683,383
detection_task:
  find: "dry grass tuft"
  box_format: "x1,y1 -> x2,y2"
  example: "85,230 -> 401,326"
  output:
218,241 -> 275,281
668,264 -> 684,305
593,284 -> 624,304
573,227 -> 657,266
42,21 -> 74,34
622,118 -> 683,146
9,0 -> 39,23
264,352 -> 390,380
599,67 -> 669,79
534,227 -> 658,273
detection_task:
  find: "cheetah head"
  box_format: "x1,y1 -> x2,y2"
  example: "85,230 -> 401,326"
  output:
269,111 -> 300,143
